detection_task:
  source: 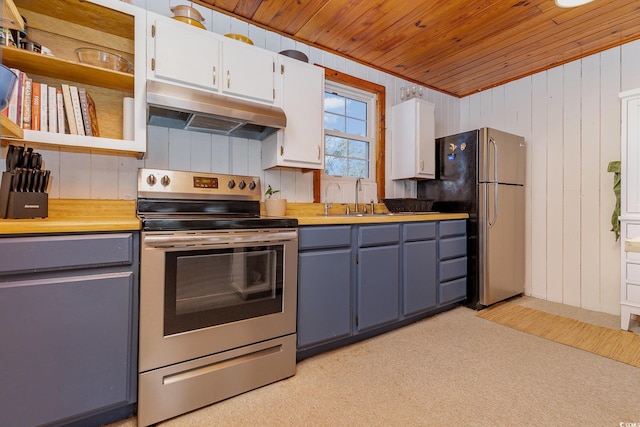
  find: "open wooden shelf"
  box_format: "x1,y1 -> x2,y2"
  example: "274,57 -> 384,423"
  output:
1,47 -> 134,93
1,0 -> 24,30
1,115 -> 24,139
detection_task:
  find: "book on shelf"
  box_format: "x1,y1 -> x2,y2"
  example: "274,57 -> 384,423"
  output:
56,89 -> 65,134
60,84 -> 77,135
48,86 -> 57,133
31,82 -> 40,131
69,85 -> 85,136
39,82 -> 48,132
85,91 -> 100,137
15,71 -> 25,127
78,87 -> 92,136
22,77 -> 32,130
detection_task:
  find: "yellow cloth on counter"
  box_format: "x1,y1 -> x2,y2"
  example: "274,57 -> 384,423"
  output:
607,161 -> 621,241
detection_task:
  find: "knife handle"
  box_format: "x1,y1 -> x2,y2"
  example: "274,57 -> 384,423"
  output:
11,168 -> 21,192
42,170 -> 50,193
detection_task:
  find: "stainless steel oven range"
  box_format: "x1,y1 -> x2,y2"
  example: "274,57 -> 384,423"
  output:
136,168 -> 298,426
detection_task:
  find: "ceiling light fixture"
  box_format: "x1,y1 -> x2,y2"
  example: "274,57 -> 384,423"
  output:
555,0 -> 595,7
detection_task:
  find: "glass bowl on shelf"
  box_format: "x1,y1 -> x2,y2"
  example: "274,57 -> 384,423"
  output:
75,48 -> 133,73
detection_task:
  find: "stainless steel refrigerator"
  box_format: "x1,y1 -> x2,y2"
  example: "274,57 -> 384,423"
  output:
418,128 -> 526,309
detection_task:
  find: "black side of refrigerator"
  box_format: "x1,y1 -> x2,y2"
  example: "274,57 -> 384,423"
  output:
418,129 -> 481,309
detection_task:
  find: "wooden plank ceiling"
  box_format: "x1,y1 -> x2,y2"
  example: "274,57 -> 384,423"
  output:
193,0 -> 640,97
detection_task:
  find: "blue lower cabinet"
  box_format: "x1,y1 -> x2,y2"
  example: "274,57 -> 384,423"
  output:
297,226 -> 352,350
297,220 -> 467,357
0,233 -> 139,427
438,220 -> 468,305
297,248 -> 352,348
357,244 -> 400,331
403,239 -> 437,315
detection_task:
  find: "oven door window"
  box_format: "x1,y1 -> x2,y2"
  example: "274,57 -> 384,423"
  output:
164,244 -> 283,336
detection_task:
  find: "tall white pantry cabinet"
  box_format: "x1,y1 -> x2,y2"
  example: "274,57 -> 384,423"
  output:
620,88 -> 640,330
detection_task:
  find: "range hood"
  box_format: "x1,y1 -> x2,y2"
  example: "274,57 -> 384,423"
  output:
146,80 -> 286,140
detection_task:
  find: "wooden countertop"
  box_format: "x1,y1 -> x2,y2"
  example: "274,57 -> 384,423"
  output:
269,203 -> 468,225
0,201 -> 467,235
0,199 -> 139,234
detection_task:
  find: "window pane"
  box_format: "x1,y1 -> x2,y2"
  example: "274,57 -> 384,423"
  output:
346,99 -> 366,120
346,118 -> 366,137
324,112 -> 345,132
324,93 -> 345,114
348,159 -> 369,179
349,140 -> 369,160
325,136 -> 348,156
325,156 -> 348,176
324,83 -> 375,180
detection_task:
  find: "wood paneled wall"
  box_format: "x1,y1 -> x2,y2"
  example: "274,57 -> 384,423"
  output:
461,39 -> 640,314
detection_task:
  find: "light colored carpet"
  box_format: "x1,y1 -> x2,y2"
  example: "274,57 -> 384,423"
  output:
109,298 -> 640,427
477,302 -> 640,368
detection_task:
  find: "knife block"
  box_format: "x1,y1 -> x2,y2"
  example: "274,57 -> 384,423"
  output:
0,171 -> 48,219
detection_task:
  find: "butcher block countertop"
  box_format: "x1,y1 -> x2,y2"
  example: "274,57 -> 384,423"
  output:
271,203 -> 468,225
0,201 -> 467,235
0,199 -> 139,235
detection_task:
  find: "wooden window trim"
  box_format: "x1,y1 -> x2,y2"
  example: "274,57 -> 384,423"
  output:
313,66 -> 386,203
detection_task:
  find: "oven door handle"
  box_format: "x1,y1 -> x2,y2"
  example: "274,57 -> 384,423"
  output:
143,230 -> 297,247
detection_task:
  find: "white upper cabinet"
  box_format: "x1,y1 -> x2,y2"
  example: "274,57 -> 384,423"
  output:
148,13 -> 276,105
221,39 -> 275,103
150,16 -> 220,91
262,56 -> 324,170
391,98 -> 435,180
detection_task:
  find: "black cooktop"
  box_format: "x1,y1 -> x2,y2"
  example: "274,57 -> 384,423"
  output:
137,198 -> 297,231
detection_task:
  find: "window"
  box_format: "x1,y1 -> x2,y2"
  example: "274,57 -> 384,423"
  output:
324,82 -> 376,179
312,67 -> 386,203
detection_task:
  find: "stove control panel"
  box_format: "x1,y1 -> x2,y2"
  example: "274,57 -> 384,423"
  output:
138,168 -> 261,200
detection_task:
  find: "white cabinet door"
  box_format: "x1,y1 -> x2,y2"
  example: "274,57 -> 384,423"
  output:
151,17 -> 220,91
262,57 -> 324,169
222,39 -> 275,103
391,98 -> 435,180
281,57 -> 323,166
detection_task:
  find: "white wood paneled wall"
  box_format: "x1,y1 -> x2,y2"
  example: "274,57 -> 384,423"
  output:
461,39 -> 640,314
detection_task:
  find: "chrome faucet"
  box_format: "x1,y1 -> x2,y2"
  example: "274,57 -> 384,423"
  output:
354,177 -> 363,213
324,182 -> 341,215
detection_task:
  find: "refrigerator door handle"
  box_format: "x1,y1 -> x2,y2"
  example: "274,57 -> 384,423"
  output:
489,137 -> 498,227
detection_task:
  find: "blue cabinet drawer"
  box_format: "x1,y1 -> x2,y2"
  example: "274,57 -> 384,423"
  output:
358,224 -> 400,247
439,220 -> 466,238
439,257 -> 467,282
439,236 -> 467,260
0,233 -> 134,274
299,226 -> 351,250
403,222 -> 436,242
439,277 -> 467,304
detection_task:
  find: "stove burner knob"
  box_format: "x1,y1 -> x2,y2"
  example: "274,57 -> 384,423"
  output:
228,179 -> 236,189
238,180 -> 246,190
248,180 -> 257,190
146,175 -> 157,186
161,175 -> 171,186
